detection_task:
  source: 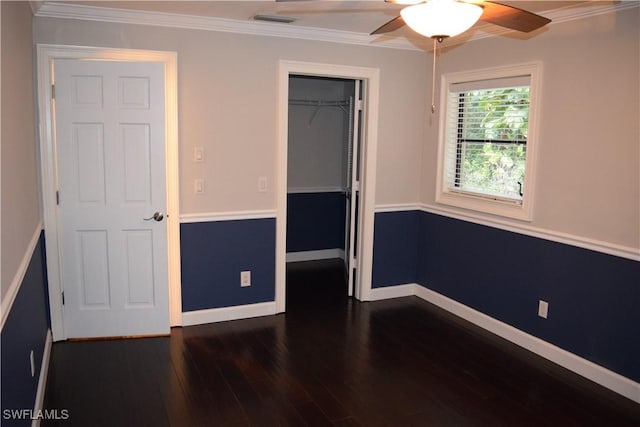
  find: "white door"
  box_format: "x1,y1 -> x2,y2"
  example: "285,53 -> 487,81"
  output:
345,81 -> 363,297
54,59 -> 169,338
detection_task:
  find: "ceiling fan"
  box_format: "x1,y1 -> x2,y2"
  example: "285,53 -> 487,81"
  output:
273,0 -> 551,113
371,0 -> 551,113
371,0 -> 551,40
274,0 -> 551,40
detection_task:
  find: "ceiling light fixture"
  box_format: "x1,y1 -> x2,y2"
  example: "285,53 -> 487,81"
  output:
400,0 -> 483,40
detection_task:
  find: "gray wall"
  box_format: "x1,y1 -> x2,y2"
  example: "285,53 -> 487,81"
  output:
420,7 -> 639,249
31,5 -> 640,253
1,1 -> 40,302
288,76 -> 355,191
33,16 -> 427,215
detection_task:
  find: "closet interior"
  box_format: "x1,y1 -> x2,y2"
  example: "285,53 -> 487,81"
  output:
286,75 -> 358,308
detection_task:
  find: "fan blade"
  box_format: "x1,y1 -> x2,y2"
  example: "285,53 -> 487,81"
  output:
370,15 -> 405,35
475,1 -> 551,33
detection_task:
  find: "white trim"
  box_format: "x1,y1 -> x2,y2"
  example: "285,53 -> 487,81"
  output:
369,283 -> 417,301
374,203 -> 422,213
435,62 -> 542,222
371,203 -> 639,261
286,249 -> 345,263
33,1 -> 637,52
367,283 -> 640,403
164,51 -> 182,327
544,0 -> 639,25
413,285 -> 640,404
31,329 -> 52,427
446,1 -> 640,48
34,2 -> 428,52
29,1 -> 44,15
36,44 -> 182,340
1,222 -> 42,330
180,210 -> 277,223
181,302 -> 276,326
276,61 -> 380,313
287,186 -> 345,194
419,203 -> 640,262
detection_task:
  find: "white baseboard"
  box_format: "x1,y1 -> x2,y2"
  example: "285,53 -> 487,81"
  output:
32,329 -> 52,427
181,301 -> 276,326
413,286 -> 640,403
369,283 -> 417,301
367,283 -> 640,404
286,249 -> 345,263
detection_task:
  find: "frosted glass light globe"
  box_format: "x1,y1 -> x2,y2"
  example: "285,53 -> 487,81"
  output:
401,0 -> 483,38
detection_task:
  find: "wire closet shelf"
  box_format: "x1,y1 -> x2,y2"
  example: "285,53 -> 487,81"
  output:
288,98 -> 352,126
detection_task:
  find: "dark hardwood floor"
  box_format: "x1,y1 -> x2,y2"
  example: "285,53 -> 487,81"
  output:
43,259 -> 640,426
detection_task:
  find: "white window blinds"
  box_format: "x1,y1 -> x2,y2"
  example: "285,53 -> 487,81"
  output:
443,75 -> 531,203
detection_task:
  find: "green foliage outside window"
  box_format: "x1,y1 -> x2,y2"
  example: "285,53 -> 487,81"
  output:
457,87 -> 529,200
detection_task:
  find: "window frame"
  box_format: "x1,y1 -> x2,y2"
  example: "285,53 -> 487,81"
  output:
435,62 -> 542,221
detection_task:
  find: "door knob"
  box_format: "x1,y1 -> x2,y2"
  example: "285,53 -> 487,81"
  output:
143,212 -> 164,222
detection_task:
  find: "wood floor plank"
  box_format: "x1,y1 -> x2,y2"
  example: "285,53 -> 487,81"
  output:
43,259 -> 640,426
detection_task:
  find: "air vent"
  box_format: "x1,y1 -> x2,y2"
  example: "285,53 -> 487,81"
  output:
253,14 -> 296,24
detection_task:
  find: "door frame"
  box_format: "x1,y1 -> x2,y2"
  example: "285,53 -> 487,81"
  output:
276,61 -> 380,312
36,45 -> 182,341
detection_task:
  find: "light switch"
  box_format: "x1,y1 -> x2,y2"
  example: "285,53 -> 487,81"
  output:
258,177 -> 268,193
194,146 -> 204,162
194,178 -> 205,194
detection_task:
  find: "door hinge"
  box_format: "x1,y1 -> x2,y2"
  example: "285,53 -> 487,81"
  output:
61,291 -> 65,305
355,99 -> 364,111
51,84 -> 55,99
56,191 -> 60,205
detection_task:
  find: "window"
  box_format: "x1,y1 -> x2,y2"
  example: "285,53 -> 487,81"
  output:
436,63 -> 541,220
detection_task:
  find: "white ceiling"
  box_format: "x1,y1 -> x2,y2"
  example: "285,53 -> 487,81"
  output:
35,1 -> 629,48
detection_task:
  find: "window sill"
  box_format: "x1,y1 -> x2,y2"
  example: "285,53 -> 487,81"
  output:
436,190 -> 533,222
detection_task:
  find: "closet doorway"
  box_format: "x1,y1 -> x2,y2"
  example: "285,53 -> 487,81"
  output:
276,60 -> 380,314
285,75 -> 361,308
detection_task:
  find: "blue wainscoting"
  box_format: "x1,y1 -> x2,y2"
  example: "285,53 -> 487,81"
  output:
417,211 -> 640,383
180,219 -> 276,312
1,232 -> 50,425
372,210 -> 420,288
287,192 -> 346,253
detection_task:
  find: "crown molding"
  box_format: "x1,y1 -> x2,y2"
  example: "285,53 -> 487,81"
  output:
35,1 -> 637,51
30,1 -> 44,15
454,0 -> 640,47
34,2 -> 430,51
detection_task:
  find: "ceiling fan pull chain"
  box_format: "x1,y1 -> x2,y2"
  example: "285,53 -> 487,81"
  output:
431,37 -> 437,114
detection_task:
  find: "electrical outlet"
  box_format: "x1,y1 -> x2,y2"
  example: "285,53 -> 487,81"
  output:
538,300 -> 549,319
30,350 -> 35,377
241,271 -> 251,287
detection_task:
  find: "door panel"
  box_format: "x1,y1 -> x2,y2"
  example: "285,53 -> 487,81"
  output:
77,230 -> 110,308
55,59 -> 169,338
74,123 -> 106,203
122,124 -> 152,202
346,81 -> 363,297
124,230 -> 155,306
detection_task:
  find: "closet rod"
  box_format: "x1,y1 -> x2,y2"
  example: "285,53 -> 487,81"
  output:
289,98 -> 350,125
288,98 -> 350,107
